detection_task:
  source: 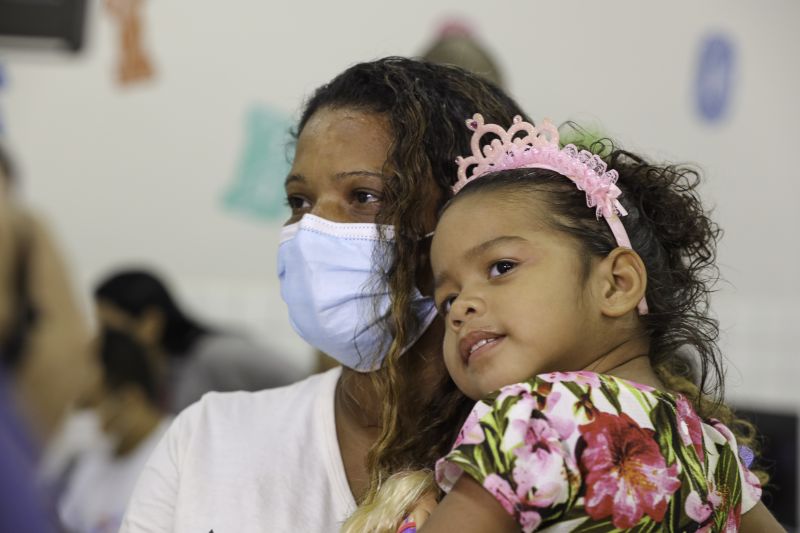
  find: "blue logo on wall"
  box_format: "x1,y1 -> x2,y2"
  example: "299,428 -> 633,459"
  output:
695,33 -> 736,123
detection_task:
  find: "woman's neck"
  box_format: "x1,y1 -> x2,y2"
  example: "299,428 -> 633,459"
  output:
333,317 -> 448,501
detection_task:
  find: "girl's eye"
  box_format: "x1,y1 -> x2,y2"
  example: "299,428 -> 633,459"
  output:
489,260 -> 517,278
354,190 -> 381,204
285,195 -> 311,210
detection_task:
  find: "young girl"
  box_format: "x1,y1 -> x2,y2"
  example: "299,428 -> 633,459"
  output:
344,115 -> 782,531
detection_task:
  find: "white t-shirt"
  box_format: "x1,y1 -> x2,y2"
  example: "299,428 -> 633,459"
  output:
120,367 -> 356,533
59,419 -> 171,533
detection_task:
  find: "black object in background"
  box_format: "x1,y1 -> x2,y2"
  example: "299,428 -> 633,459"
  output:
736,407 -> 798,531
0,0 -> 88,52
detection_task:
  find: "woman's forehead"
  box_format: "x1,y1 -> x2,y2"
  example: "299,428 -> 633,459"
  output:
292,108 -> 392,178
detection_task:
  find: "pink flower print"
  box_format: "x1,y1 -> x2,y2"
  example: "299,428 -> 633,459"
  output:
548,412 -> 576,441
512,418 -> 571,507
710,418 -> 735,443
676,395 -> 705,461
542,390 -> 562,414
627,380 -> 656,392
540,371 -> 601,389
707,483 -> 723,509
724,504 -> 741,532
579,412 -> 681,529
502,394 -> 537,452
743,468 -> 763,503
685,490 -> 713,523
573,391 -> 599,421
497,382 -> 532,403
482,473 -> 519,516
689,481 -> 741,533
453,402 -> 491,447
519,510 -> 542,533
434,457 -> 464,491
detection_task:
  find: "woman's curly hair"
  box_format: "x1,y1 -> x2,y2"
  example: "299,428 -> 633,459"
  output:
295,57 -> 529,504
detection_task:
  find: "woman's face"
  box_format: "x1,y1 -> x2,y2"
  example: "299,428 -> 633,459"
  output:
285,107 -> 393,225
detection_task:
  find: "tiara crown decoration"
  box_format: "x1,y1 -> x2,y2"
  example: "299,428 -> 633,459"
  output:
454,114 -> 627,221
452,113 -> 648,315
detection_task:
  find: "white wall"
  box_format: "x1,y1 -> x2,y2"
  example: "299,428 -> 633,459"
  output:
3,1 -> 799,404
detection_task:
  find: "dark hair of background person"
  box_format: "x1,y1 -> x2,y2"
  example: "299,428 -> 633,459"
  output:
99,327 -> 159,404
444,140 -> 766,483
0,142 -> 16,187
94,270 -> 210,357
295,56 -> 529,502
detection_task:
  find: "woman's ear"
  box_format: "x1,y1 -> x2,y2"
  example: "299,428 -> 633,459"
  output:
595,247 -> 647,318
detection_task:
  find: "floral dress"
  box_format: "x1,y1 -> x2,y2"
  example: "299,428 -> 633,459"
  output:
435,372 -> 762,532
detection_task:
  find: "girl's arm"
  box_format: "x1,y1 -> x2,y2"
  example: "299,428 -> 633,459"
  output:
740,502 -> 786,532
418,476 -> 517,533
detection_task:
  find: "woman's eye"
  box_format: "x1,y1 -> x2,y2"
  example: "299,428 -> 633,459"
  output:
285,195 -> 311,210
489,260 -> 517,278
354,190 -> 381,204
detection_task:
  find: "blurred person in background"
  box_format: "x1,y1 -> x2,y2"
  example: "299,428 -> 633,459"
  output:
94,268 -> 304,412
58,327 -> 170,533
0,379 -> 55,532
120,57 -> 527,532
0,142 -> 92,443
420,19 -> 505,89
1,141 -> 88,532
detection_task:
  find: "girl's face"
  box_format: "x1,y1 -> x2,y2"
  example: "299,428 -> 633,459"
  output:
285,107 -> 392,225
431,192 -> 605,400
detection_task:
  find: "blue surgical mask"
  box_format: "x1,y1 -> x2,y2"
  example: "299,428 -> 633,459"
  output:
277,214 -> 437,372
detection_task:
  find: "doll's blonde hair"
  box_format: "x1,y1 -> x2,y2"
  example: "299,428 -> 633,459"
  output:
341,469 -> 437,533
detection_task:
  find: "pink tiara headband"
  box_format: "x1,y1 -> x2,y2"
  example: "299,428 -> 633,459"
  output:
454,114 -> 649,315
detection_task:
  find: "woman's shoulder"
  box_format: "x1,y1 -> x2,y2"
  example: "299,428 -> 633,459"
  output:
177,367 -> 341,433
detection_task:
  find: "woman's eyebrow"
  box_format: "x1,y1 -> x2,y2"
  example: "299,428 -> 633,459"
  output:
284,173 -> 305,187
332,170 -> 386,181
284,171 -> 386,187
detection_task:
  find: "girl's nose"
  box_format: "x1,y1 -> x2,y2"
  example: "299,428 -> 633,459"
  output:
449,295 -> 485,330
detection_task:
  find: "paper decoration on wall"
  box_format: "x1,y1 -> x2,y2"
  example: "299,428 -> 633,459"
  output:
695,33 -> 736,123
222,105 -> 294,222
420,19 -> 504,89
105,0 -> 155,85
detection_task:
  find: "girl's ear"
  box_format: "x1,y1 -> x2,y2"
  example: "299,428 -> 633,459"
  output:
595,247 -> 647,318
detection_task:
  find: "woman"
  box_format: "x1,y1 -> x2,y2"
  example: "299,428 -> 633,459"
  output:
120,57 -> 527,532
